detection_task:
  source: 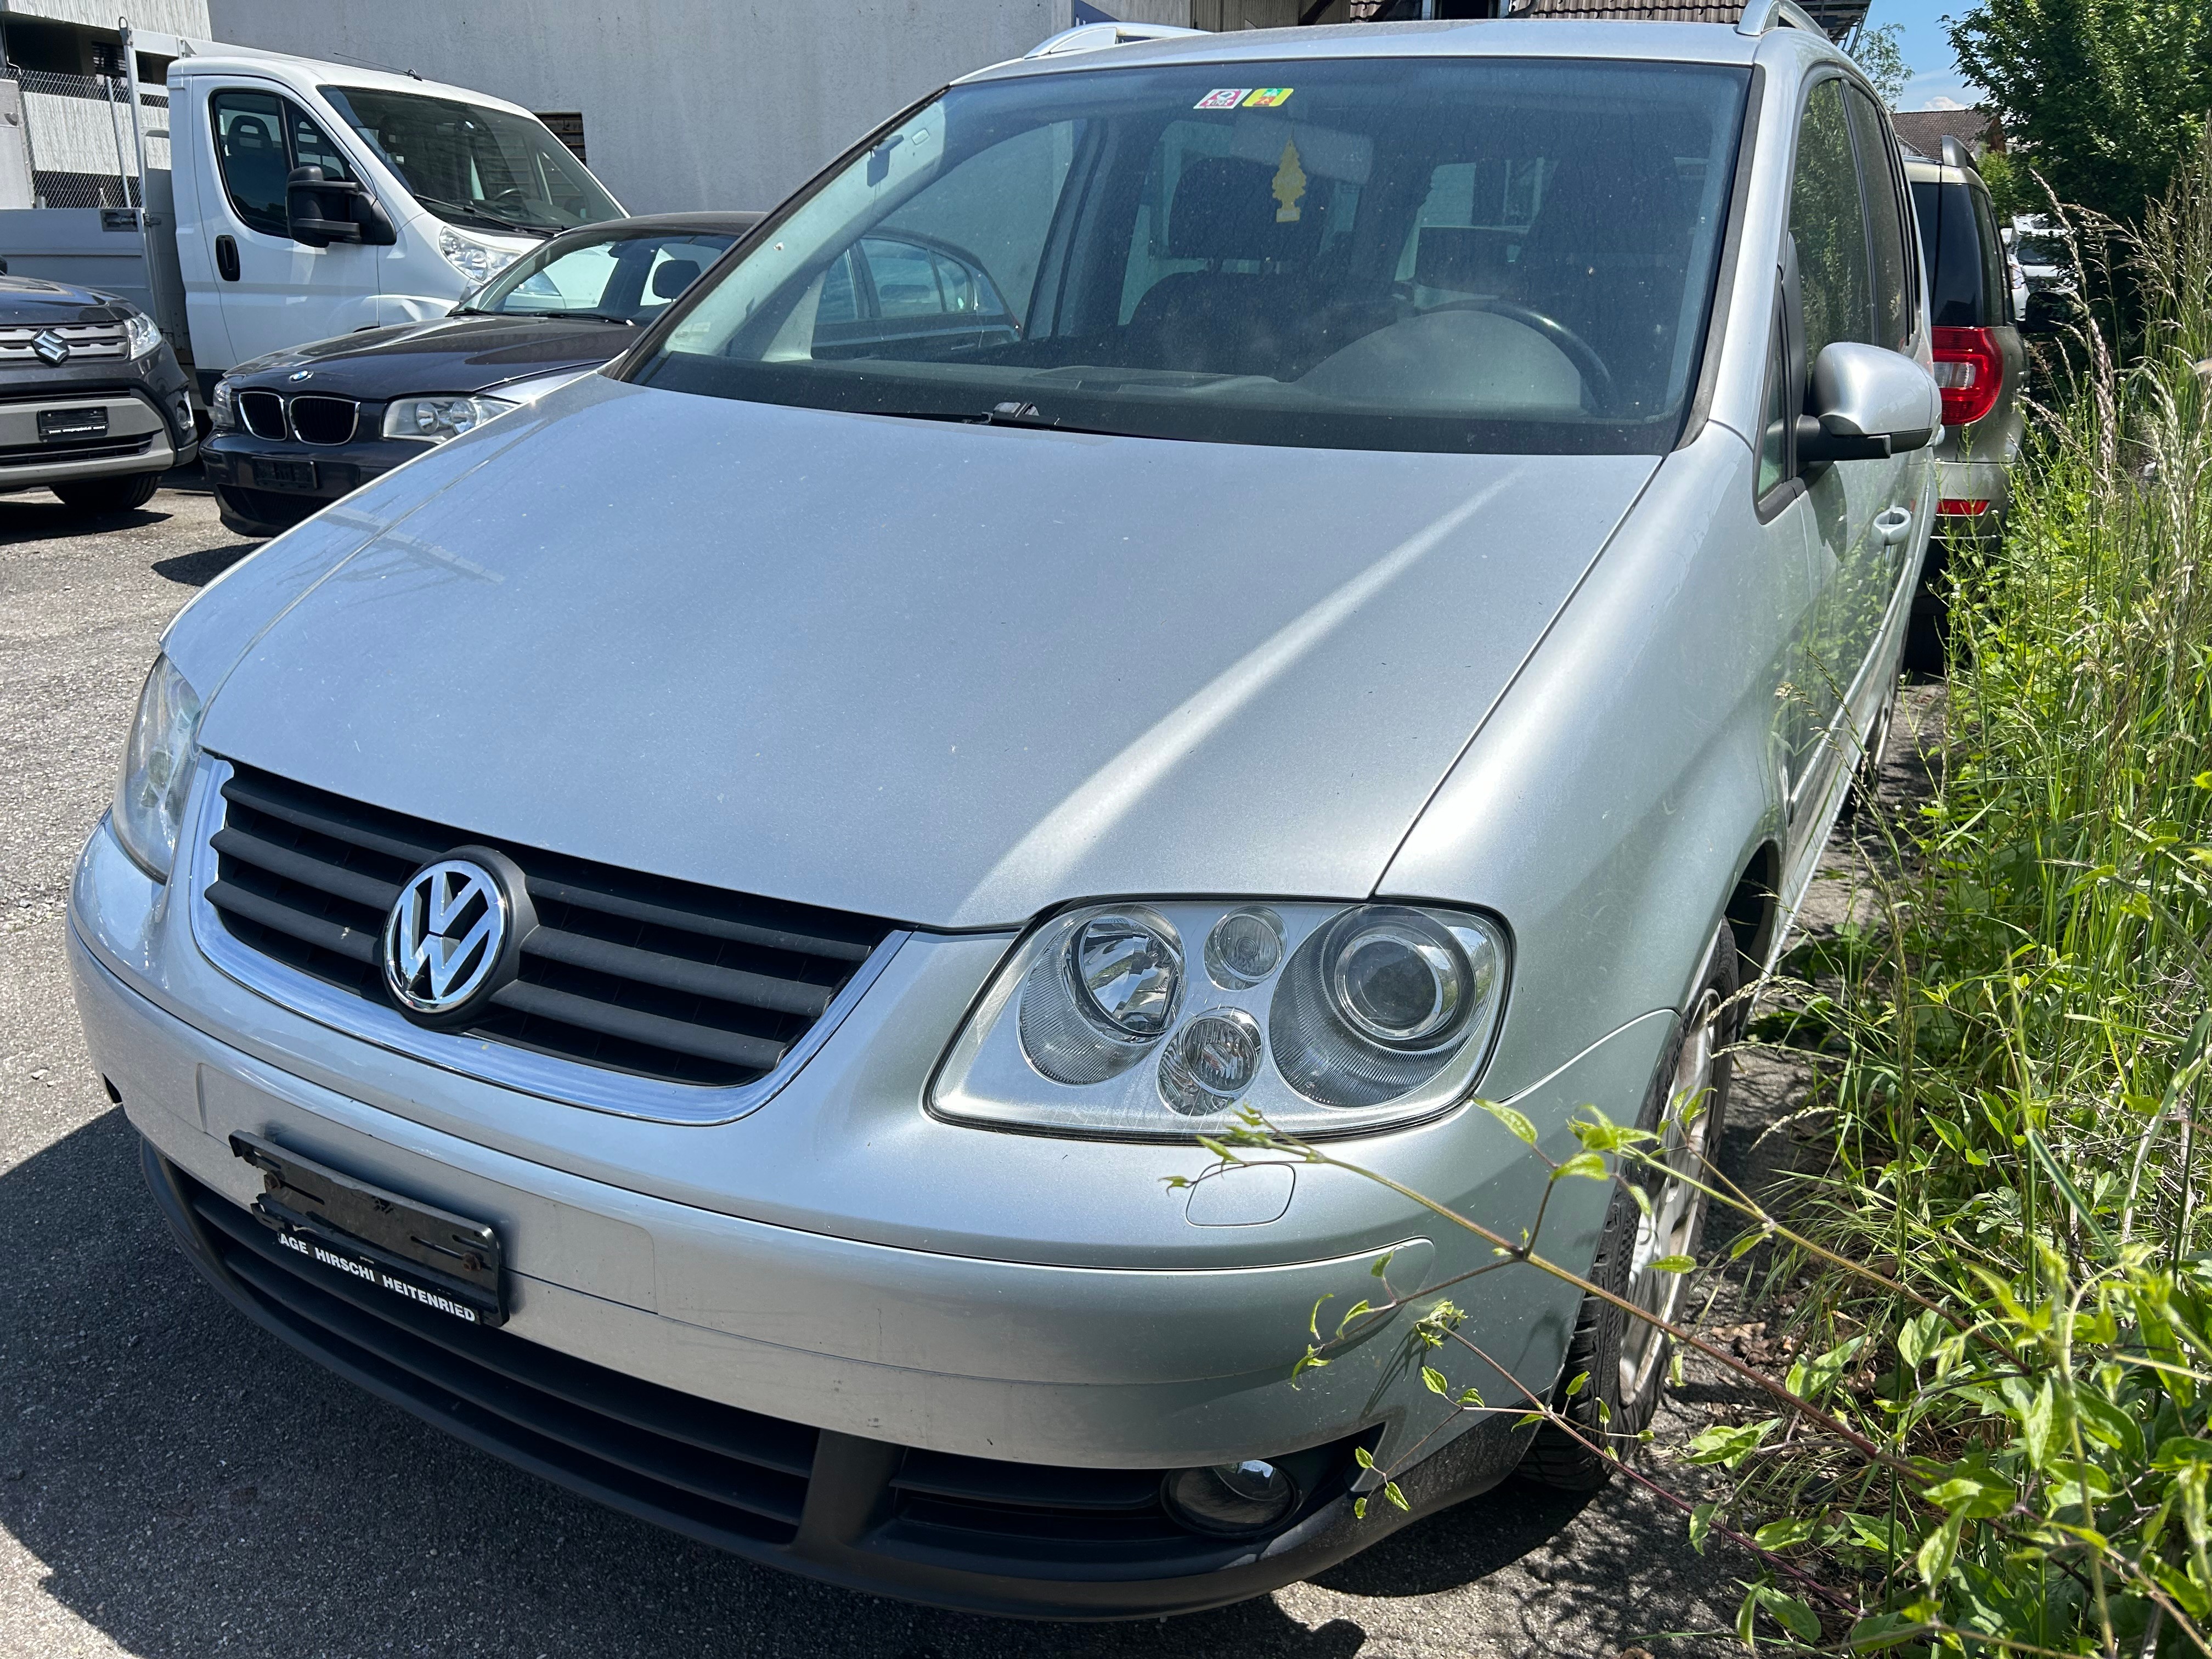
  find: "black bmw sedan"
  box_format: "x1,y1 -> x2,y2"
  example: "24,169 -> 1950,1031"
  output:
202,211 -> 760,537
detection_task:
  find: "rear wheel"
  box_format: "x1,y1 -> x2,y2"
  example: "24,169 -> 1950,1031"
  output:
52,471 -> 160,514
1519,921 -> 1737,1490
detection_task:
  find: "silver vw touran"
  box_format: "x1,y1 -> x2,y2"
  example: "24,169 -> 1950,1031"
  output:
72,5 -> 1940,1617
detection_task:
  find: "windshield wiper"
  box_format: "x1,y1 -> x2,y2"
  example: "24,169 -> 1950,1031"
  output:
847,402 -> 1148,440
417,196 -> 557,238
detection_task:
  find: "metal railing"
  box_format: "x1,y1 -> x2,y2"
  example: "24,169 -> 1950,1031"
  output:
2,67 -> 170,210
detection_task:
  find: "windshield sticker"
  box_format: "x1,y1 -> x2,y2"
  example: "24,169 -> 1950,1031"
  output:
1195,88 -> 1251,110
1273,139 -> 1307,223
1244,88 -> 1294,108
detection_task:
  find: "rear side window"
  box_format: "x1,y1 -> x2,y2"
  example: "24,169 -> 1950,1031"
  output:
1912,178 -> 1996,327
1844,88 -> 1912,350
1788,80 -> 1873,365
1969,184 -> 2010,322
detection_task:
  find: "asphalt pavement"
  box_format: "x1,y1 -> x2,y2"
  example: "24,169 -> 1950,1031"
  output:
0,475 -> 1748,1658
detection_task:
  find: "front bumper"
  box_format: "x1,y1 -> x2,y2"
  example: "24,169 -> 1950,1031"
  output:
0,387 -> 189,489
202,432 -> 415,526
69,778 -> 1671,1613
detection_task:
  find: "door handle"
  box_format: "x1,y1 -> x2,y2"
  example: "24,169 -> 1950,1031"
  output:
215,235 -> 239,282
1874,506 -> 1914,546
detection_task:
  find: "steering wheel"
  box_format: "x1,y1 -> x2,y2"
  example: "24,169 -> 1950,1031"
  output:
1427,297 -> 1618,415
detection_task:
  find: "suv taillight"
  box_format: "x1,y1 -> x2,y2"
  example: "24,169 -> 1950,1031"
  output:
1931,326 -> 2004,428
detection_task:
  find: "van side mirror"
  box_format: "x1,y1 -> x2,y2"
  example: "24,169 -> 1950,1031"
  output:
1796,341 -> 1941,464
286,166 -> 396,249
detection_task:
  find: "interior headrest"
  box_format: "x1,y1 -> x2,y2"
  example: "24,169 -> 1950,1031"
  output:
229,116 -> 272,149
651,258 -> 701,300
1167,156 -> 1322,265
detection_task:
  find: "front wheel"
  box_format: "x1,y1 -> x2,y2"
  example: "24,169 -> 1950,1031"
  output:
1519,919 -> 1737,1490
51,470 -> 160,514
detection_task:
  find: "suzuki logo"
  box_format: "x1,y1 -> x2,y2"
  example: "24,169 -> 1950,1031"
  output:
383,857 -> 507,1017
31,330 -> 69,365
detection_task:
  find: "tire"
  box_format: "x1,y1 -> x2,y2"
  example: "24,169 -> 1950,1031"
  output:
51,470 -> 160,514
1519,920 -> 1739,1491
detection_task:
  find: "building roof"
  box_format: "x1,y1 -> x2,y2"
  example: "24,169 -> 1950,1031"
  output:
1891,107 -> 2001,157
1506,0 -> 1866,38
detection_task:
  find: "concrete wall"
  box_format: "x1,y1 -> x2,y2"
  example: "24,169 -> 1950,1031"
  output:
3,0 -> 208,34
205,0 -> 1194,216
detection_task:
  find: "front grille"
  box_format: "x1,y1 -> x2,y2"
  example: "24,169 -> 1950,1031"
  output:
0,432 -> 152,466
203,761 -> 895,1088
150,1148 -> 1363,1596
289,394 -> 358,444
177,1162 -> 815,1548
0,320 -> 127,360
237,389 -> 286,439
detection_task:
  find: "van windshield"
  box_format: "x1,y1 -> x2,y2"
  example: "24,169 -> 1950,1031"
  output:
320,86 -> 623,235
631,58 -> 1749,455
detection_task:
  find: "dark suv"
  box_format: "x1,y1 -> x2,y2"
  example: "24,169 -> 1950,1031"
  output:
1904,137 -> 2024,667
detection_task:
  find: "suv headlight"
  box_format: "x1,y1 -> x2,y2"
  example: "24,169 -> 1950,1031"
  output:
208,379 -> 236,433
437,224 -> 519,285
382,393 -> 517,442
931,901 -> 1508,1139
123,308 -> 162,359
112,654 -> 204,881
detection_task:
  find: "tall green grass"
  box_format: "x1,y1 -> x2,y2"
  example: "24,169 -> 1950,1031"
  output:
1720,136 -> 2212,1654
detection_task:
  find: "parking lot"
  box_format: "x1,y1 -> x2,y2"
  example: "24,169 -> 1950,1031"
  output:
0,474 -> 1767,1658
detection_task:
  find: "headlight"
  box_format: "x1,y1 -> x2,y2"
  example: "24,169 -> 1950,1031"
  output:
932,901 -> 1508,1139
208,379 -> 236,433
437,224 -> 519,285
112,654 -> 204,881
123,308 -> 162,359
382,393 -> 517,443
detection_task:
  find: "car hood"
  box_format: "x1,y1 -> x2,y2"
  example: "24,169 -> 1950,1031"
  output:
0,274 -> 129,325
227,314 -> 633,400
198,377 -> 1657,929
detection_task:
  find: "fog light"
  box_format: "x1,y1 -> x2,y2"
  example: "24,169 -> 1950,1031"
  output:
1162,1459 -> 1300,1536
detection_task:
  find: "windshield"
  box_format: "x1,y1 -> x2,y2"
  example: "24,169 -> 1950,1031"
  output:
321,86 -> 623,234
2014,234 -> 2066,266
632,58 -> 1748,454
465,228 -> 738,321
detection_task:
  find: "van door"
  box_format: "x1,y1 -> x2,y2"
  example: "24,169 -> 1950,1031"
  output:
1780,75 -> 1914,839
199,84 -> 383,367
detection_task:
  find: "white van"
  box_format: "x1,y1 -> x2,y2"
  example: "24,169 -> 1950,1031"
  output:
0,30 -> 627,394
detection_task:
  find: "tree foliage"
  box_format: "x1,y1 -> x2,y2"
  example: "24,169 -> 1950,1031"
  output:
1951,0 -> 2212,227
1847,21 -> 1912,110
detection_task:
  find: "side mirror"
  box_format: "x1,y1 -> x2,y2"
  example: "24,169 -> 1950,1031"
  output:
286,165 -> 394,248
1796,341 -> 1941,464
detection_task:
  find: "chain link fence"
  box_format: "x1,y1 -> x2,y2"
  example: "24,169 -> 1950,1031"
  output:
2,67 -> 170,210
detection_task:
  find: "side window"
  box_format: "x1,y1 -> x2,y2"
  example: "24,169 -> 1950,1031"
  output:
289,106 -> 354,185
862,238 -> 945,318
1757,304 -> 1791,501
817,252 -> 858,325
1844,87 -> 1911,350
1788,79 -> 1873,367
1970,185 -> 2009,323
211,90 -> 291,236
212,89 -> 357,238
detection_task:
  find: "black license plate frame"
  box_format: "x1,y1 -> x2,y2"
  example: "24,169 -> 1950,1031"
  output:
248,456 -> 317,493
38,406 -> 108,442
230,1131 -> 507,1327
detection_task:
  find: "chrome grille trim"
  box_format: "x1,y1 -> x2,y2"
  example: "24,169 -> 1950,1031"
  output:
0,321 -> 128,359
184,755 -> 913,1125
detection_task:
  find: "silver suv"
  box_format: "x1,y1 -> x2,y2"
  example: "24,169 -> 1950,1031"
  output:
72,6 -> 1938,1617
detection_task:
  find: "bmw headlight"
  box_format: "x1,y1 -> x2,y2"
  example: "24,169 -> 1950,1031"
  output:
382,393 -> 517,443
437,224 -> 519,285
111,654 -> 204,881
208,379 -> 236,433
123,308 -> 162,359
932,901 -> 1508,1139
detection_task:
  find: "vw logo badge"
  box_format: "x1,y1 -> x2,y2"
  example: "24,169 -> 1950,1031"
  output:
288,369 -> 313,382
383,856 -> 509,1018
31,329 -> 69,365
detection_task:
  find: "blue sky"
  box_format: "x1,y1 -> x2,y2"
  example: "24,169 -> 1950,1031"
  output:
1868,0 -> 1983,110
